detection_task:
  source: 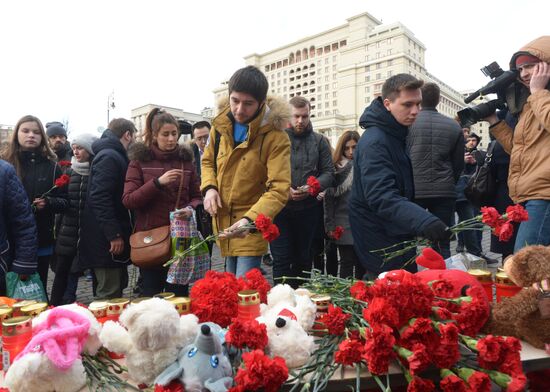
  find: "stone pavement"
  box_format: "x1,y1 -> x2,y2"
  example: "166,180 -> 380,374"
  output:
46,229 -> 501,305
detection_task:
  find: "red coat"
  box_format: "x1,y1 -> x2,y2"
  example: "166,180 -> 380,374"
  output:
123,143 -> 202,231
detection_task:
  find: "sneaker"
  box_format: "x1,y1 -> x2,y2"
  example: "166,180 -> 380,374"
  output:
262,253 -> 273,267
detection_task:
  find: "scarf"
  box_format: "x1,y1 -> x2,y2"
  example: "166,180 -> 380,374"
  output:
71,157 -> 90,176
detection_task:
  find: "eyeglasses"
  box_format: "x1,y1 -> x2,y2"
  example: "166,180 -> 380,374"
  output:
195,136 -> 209,142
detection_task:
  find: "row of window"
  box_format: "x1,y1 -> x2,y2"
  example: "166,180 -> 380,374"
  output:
264,41 -> 347,72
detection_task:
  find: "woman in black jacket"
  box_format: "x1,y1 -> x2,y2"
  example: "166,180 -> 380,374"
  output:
1,115 -> 69,293
50,133 -> 97,305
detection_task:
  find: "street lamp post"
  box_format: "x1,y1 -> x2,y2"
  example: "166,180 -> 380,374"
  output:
107,91 -> 116,125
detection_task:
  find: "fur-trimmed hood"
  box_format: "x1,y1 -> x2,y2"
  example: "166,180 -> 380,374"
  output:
214,95 -> 290,133
128,142 -> 193,163
510,36 -> 550,70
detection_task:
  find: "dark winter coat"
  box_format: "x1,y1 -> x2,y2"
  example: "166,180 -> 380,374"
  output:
19,151 -> 69,248
324,160 -> 354,245
54,142 -> 73,164
55,167 -> 89,257
349,97 -> 439,275
123,143 -> 202,232
407,108 -> 464,198
190,142 -> 202,179
285,124 -> 335,211
455,148 -> 484,202
78,130 -> 132,269
0,160 -> 37,276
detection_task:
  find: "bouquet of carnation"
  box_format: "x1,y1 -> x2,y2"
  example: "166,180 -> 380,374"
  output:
164,214 -> 280,267
374,205 -> 528,266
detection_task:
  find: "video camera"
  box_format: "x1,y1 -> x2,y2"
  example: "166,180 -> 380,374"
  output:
457,62 -> 518,128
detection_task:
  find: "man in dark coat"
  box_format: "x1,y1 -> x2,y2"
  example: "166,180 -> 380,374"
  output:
270,96 -> 334,286
46,122 -> 73,164
79,119 -> 136,299
407,82 -> 464,259
0,160 -> 38,295
349,74 -> 450,278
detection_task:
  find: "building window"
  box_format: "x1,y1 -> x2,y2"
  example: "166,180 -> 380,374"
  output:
376,63 -> 381,69
325,93 -> 329,99
387,59 -> 393,66
388,37 -> 392,44
387,70 -> 393,77
265,66 -> 270,72
325,58 -> 329,64
325,76 -> 329,82
333,100 -> 337,107
365,97 -> 371,103
325,66 -> 329,73
325,84 -> 329,90
339,40 -> 347,47
332,74 -> 337,80
332,64 -> 337,71
332,82 -> 337,89
365,75 -> 371,82
365,86 -> 370,92
387,49 -> 392,56
376,73 -> 381,80
365,65 -> 370,72
332,55 -> 337,62
317,95 -> 322,101
333,92 -> 337,97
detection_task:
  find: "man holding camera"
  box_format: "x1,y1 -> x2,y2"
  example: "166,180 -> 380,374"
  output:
485,36 -> 550,251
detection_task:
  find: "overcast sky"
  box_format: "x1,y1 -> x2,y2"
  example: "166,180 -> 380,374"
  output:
1,0 -> 548,134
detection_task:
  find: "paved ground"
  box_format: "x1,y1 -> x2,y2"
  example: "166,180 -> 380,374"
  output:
46,229 -> 501,305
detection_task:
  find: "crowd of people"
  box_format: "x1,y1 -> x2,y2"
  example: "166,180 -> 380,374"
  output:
0,36 -> 549,302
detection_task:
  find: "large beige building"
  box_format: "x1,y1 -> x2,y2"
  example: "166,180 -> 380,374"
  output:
130,104 -> 208,142
214,11 -> 466,145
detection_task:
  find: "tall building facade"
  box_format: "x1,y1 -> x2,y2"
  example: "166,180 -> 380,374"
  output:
131,104 -> 207,142
214,12 -> 466,145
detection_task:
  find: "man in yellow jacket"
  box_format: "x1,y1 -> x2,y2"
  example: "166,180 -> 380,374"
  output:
201,66 -> 291,277
485,36 -> 550,251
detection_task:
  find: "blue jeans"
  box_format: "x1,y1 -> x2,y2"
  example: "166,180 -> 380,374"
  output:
225,256 -> 262,278
514,200 -> 550,252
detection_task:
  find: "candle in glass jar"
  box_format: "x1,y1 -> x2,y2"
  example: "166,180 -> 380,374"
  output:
2,316 -> 32,372
0,307 -> 14,371
237,290 -> 260,320
106,298 -> 130,322
21,302 -> 48,318
168,297 -> 191,315
154,292 -> 175,300
12,300 -> 37,317
311,294 -> 331,336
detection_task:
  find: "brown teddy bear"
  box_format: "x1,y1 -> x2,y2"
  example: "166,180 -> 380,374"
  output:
483,245 -> 550,349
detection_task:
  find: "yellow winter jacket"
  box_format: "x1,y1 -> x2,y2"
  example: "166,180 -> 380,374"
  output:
201,96 -> 291,256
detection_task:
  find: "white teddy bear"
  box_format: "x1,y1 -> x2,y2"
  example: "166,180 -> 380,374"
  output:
257,284 -> 317,368
4,304 -> 102,392
99,297 -> 198,385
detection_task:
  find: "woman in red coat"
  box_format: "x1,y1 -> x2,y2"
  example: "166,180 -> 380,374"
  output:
123,108 -> 202,296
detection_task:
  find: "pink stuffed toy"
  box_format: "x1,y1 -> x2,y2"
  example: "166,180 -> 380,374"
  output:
5,306 -> 99,392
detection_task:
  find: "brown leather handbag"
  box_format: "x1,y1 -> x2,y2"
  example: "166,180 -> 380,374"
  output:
130,164 -> 185,268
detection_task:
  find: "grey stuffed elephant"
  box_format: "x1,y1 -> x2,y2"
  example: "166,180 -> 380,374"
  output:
154,323 -> 233,392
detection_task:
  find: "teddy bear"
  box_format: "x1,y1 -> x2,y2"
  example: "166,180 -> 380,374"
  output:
256,284 -> 317,368
154,322 -> 233,392
483,245 -> 550,349
99,297 -> 199,385
5,304 -> 102,392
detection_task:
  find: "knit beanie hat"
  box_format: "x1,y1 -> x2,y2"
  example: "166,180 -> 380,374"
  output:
46,122 -> 68,138
71,133 -> 98,156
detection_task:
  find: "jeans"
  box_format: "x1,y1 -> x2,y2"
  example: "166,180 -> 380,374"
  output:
140,267 -> 189,297
514,200 -> 550,252
225,256 -> 262,278
455,200 -> 482,256
270,206 -> 321,287
416,197 -> 456,259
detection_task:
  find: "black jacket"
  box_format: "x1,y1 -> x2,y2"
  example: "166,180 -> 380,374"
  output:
349,97 -> 439,274
19,151 -> 68,248
54,142 -> 73,163
284,124 -> 335,211
0,160 -> 38,276
407,108 -> 464,198
190,142 -> 202,179
55,168 -> 89,257
79,130 -> 131,269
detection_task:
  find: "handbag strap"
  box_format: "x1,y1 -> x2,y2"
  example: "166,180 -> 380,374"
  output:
175,162 -> 185,210
483,142 -> 496,165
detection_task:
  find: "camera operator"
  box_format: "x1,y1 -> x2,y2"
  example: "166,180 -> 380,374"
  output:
484,36 -> 550,252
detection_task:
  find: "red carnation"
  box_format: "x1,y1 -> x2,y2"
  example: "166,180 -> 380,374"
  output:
416,247 -> 445,270
334,338 -> 363,366
440,370 -> 468,392
154,380 -> 185,392
405,343 -> 431,375
190,271 -> 240,327
407,376 -> 435,392
363,324 -> 396,375
254,214 -> 272,231
432,306 -> 453,320
495,220 -> 515,242
455,368 -> 491,392
261,223 -> 280,242
318,305 -> 351,335
331,226 -> 345,240
233,350 -> 288,392
306,176 -> 321,196
363,297 -> 399,329
54,174 -> 70,188
430,279 -> 455,298
238,268 -> 271,304
225,318 -> 268,350
505,204 -> 529,223
350,280 -> 370,302
58,160 -> 72,167
480,206 -> 501,227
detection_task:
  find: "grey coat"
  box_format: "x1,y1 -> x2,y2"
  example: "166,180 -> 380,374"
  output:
407,108 -> 464,199
324,160 -> 354,245
285,124 -> 335,211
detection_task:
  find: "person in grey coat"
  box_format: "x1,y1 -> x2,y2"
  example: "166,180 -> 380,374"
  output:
407,82 -> 464,258
270,96 -> 334,286
324,130 -> 364,279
